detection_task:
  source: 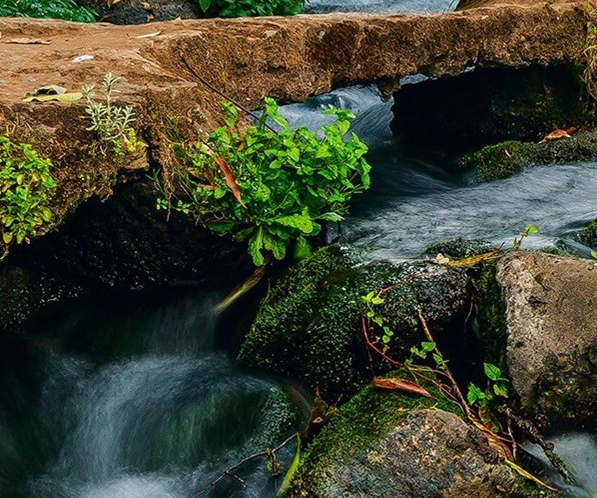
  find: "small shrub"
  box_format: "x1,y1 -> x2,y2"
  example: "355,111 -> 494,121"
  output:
0,136 -> 56,259
157,98 -> 371,266
196,0 -> 303,17
82,73 -> 144,160
0,0 -> 96,22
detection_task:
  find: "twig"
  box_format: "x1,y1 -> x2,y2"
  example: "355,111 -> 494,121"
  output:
179,51 -> 278,133
193,432 -> 298,497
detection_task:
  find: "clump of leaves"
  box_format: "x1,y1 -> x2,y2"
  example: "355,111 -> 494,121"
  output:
0,0 -> 96,22
196,0 -> 303,17
467,362 -> 509,408
82,73 -> 144,159
158,98 -> 371,266
0,136 -> 56,259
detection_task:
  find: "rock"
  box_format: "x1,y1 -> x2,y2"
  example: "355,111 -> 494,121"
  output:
496,251 -> 597,428
288,381 -> 524,498
78,0 -> 202,24
6,179 -> 248,289
458,132 -> 597,182
237,246 -> 470,402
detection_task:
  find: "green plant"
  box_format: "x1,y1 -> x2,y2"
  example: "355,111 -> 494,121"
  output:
158,98 -> 371,266
82,73 -> 143,159
466,362 -> 509,408
512,224 -> 538,249
0,0 -> 96,22
196,0 -> 303,17
0,136 -> 56,259
361,291 -> 394,346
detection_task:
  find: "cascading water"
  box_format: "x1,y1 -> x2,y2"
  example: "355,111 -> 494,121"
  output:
0,289 -> 307,498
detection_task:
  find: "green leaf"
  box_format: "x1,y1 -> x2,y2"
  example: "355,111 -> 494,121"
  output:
421,341 -> 435,353
493,383 -> 509,398
248,227 -> 265,266
221,102 -> 238,127
273,213 -> 314,234
317,212 -> 344,222
293,236 -> 312,260
467,383 -> 485,405
525,224 -> 539,234
2,231 -> 13,244
198,0 -> 211,11
483,363 -> 502,382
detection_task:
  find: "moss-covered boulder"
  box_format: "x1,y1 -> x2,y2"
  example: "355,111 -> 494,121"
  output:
237,245 -> 470,402
287,375 -> 533,498
458,132 -> 597,182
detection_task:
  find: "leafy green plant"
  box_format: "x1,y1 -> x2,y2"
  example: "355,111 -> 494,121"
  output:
512,224 -> 538,249
0,136 -> 56,259
82,73 -> 144,159
158,98 -> 371,266
0,0 -> 96,22
196,0 -> 303,17
362,291 -> 394,346
466,362 -> 509,407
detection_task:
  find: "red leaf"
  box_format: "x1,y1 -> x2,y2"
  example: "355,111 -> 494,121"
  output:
370,377 -> 433,398
214,156 -> 245,207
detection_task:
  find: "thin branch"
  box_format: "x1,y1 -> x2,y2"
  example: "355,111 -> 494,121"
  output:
193,432 -> 298,497
179,51 -> 278,133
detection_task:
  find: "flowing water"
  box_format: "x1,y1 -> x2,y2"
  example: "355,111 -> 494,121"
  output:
0,289 -> 308,498
305,0 -> 455,14
279,85 -> 597,259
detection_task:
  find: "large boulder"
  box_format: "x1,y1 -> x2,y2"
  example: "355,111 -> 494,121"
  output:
288,381 -> 527,498
496,251 -> 597,428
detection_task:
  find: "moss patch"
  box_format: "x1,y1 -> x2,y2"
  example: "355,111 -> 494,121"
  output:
474,260 -> 508,371
459,132 -> 597,182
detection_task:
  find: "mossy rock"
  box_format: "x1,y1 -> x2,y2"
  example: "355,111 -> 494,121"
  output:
573,218 -> 597,250
237,245 -> 470,402
459,132 -> 597,182
286,372 -> 548,498
426,237 -> 496,259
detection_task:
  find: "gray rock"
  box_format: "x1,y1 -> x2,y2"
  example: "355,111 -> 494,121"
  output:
496,251 -> 597,427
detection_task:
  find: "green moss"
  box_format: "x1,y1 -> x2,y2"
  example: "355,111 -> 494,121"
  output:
574,218 -> 597,249
459,132 -> 597,182
425,237 -> 495,259
237,245 -> 469,402
474,260 -> 508,370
